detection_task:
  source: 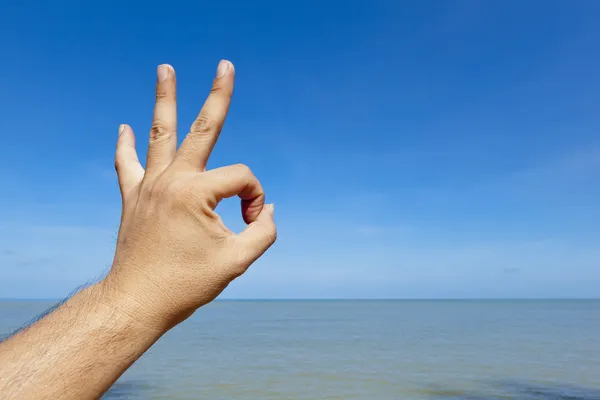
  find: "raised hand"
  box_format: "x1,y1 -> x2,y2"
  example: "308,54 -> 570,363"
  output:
107,61 -> 277,329
0,61 -> 277,400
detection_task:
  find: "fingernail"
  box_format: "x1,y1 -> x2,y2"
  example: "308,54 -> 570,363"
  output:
118,124 -> 125,136
157,64 -> 170,82
216,60 -> 230,78
268,203 -> 275,216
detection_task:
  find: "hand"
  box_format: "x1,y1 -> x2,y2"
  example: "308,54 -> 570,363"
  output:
105,61 -> 276,330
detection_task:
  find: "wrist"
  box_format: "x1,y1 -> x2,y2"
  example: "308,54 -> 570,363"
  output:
95,275 -> 175,336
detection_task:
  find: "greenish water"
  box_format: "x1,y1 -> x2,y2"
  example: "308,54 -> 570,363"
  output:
1,300 -> 599,399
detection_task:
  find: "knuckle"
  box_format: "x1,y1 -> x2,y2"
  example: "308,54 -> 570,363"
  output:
150,120 -> 173,142
114,157 -> 123,172
156,90 -> 170,101
233,163 -> 252,177
209,83 -> 222,95
114,154 -> 136,175
210,82 -> 233,98
190,114 -> 214,136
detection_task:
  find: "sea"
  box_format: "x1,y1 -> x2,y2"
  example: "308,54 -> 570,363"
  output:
1,300 -> 599,399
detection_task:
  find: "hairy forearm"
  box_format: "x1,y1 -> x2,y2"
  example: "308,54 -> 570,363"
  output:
0,279 -> 166,399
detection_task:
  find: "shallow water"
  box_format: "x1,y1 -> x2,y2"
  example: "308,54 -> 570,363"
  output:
1,300 -> 599,399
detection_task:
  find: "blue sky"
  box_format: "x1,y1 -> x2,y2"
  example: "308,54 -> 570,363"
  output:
1,1 -> 600,299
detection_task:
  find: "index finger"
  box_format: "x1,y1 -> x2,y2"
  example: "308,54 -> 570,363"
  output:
202,164 -> 265,224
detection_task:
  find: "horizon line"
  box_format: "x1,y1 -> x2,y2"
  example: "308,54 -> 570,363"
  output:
1,297 -> 600,302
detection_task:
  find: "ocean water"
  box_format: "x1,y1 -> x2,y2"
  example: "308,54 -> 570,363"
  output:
1,300 -> 599,399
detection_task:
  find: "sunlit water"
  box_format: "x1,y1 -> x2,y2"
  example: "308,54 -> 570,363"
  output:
1,300 -> 599,399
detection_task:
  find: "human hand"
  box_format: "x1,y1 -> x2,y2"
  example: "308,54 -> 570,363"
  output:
104,61 -> 276,330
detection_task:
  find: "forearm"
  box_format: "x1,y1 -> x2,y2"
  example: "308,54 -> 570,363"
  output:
0,279 -> 165,400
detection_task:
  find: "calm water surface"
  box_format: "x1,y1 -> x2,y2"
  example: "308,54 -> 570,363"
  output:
1,300 -> 599,399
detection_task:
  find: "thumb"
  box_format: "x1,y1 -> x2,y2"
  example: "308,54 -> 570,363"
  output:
230,204 -> 277,267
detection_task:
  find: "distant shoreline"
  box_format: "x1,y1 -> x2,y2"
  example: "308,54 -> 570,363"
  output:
1,298 -> 599,302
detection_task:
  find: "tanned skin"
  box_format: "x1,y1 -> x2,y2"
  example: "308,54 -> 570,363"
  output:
0,61 -> 277,399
